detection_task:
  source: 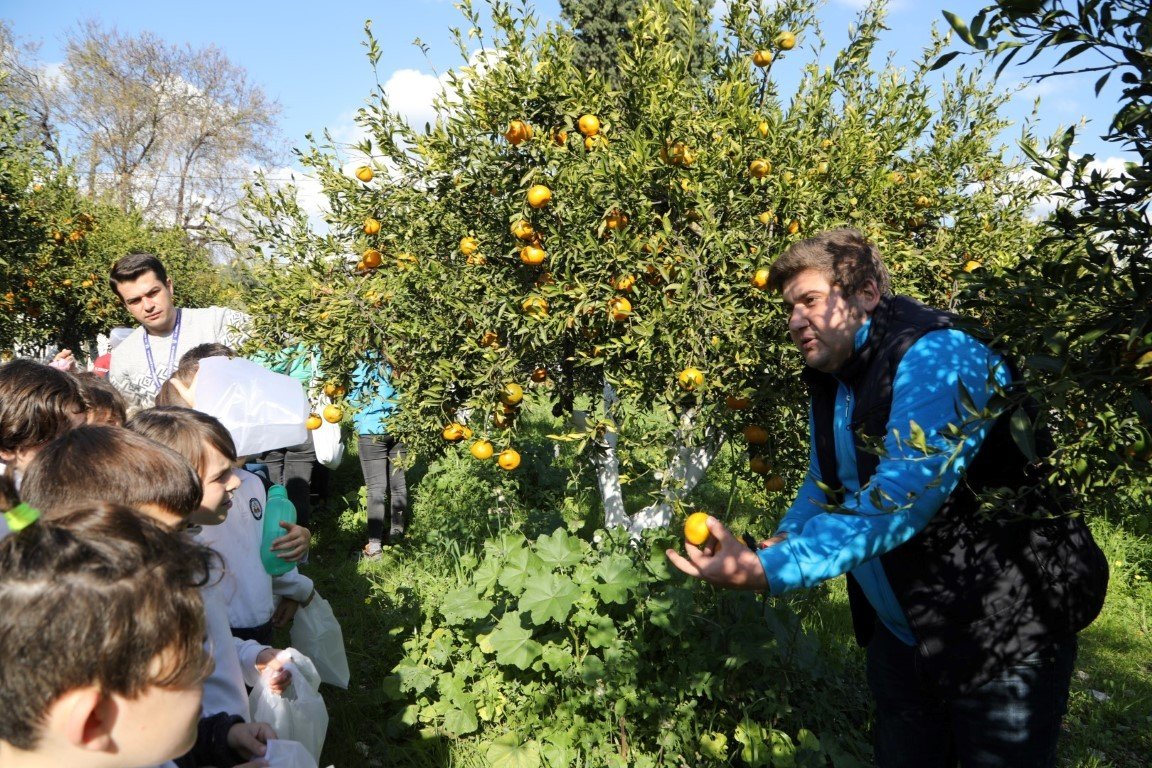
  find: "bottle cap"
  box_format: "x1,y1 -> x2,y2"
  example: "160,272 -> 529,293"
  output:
268,484 -> 288,499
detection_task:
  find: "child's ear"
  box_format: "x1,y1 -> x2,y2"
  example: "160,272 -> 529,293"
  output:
57,687 -> 113,752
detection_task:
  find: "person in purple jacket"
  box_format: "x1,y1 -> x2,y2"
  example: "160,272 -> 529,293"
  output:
668,228 -> 1107,768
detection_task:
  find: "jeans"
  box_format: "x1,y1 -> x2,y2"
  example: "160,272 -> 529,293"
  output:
259,439 -> 316,527
866,621 -> 1077,768
358,433 -> 407,542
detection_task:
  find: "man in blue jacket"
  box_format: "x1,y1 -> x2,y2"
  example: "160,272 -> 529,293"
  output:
667,228 -> 1107,767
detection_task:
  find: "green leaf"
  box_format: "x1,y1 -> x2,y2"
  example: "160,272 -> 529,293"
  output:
485,735 -> 542,768
907,421 -> 928,453
584,612 -> 618,648
930,51 -> 962,71
534,527 -> 585,568
593,553 -> 643,604
1010,408 -> 1038,463
498,546 -> 544,594
392,657 -> 436,694
440,587 -> 495,625
489,613 -> 543,670
648,587 -> 692,634
941,11 -> 977,46
700,732 -> 728,760
540,641 -> 575,672
442,700 -> 478,736
519,572 -> 580,625
578,653 -> 606,685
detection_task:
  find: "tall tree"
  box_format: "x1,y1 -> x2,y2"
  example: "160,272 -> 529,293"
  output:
1,21 -> 283,241
559,0 -> 715,84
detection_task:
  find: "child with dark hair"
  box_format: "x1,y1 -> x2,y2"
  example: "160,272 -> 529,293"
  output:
21,427 -> 281,767
0,359 -> 86,490
73,370 -> 129,426
21,426 -> 204,531
0,502 -> 215,768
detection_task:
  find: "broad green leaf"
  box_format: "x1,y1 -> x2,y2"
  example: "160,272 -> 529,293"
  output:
584,612 -> 618,648
392,657 -> 435,694
579,653 -> 606,685
700,731 -> 728,760
486,735 -> 542,768
499,546 -> 544,594
442,699 -> 478,737
534,527 -> 586,568
440,587 -> 496,625
648,587 -> 692,634
489,613 -> 543,670
519,572 -> 580,625
593,553 -> 643,604
540,641 -> 575,672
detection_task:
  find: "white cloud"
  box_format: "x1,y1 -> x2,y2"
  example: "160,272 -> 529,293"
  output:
383,68 -> 447,132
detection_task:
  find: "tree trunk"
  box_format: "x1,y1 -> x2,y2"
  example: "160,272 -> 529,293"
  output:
582,382 -> 722,533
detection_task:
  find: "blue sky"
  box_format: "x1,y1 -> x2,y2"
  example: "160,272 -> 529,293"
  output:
3,0 -> 1130,182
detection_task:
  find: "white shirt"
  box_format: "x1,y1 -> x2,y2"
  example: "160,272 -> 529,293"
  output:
109,306 -> 249,410
195,470 -> 313,630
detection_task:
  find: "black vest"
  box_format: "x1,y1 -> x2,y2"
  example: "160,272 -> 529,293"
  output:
804,295 -> 1108,693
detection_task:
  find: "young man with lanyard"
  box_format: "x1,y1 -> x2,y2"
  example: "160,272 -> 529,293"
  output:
667,228 -> 1108,767
107,254 -> 249,411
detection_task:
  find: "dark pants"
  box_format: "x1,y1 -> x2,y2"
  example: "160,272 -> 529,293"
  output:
358,433 -> 407,542
259,439 -> 316,527
866,621 -> 1077,768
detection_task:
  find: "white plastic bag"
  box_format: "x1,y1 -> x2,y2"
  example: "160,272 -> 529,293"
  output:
195,356 -> 309,456
310,396 -> 345,469
249,649 -> 329,762
289,592 -> 350,688
262,739 -> 321,768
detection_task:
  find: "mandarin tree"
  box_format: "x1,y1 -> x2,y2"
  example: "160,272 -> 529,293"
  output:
941,1 -> 1152,507
0,103 -> 237,359
235,0 -> 1047,532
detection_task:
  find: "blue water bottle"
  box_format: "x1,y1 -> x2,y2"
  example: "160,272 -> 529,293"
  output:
261,484 -> 297,576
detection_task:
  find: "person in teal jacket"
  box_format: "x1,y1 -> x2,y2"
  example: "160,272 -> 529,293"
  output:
351,357 -> 406,558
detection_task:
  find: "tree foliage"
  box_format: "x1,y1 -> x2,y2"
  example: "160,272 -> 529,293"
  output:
0,103 -> 240,359
236,0 -> 1046,523
0,20 -> 283,240
942,0 -> 1152,496
558,0 -> 715,85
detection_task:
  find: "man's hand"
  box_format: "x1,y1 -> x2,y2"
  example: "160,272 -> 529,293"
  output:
271,597 -> 300,628
227,721 -> 276,759
665,515 -> 776,591
270,522 -> 311,562
254,648 -> 292,694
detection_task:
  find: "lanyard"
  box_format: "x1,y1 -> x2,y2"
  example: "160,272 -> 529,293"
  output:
143,308 -> 183,391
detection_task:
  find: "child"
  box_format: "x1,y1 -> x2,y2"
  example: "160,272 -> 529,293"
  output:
0,359 -> 87,491
21,425 -> 284,767
197,463 -> 315,644
73,370 -> 129,426
0,500 -> 215,768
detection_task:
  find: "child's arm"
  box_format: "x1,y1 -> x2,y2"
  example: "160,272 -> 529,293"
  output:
271,571 -> 314,627
269,522 -> 311,562
175,712 -> 274,768
235,639 -> 292,694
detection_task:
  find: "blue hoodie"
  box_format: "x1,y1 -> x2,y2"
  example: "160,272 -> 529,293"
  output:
756,319 -> 1011,644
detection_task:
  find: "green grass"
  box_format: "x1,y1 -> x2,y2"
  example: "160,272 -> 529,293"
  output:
289,424 -> 1152,767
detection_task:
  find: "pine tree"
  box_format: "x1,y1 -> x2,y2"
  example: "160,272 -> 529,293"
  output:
559,0 -> 713,84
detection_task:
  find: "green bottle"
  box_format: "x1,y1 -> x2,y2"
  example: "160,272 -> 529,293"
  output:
261,484 -> 297,576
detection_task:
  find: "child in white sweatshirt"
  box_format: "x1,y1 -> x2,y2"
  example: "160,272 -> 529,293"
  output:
195,467 -> 314,646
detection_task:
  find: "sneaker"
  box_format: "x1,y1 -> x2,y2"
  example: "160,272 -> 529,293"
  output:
360,541 -> 383,561
387,529 -> 405,545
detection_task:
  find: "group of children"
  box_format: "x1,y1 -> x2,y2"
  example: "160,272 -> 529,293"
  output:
0,344 -> 319,768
